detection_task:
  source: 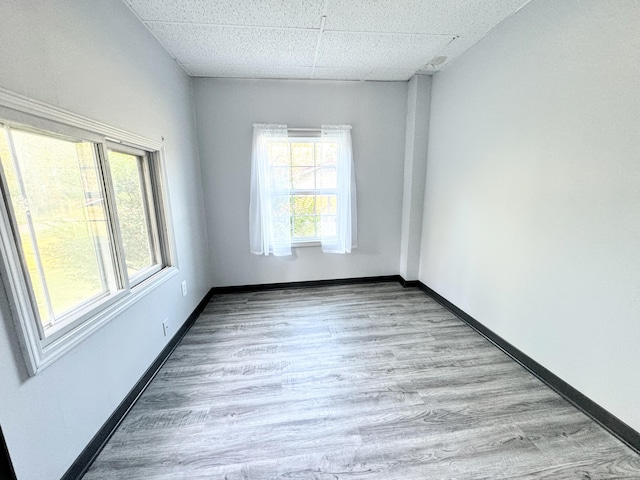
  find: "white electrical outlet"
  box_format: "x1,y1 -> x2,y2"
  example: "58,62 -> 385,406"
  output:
181,280 -> 187,297
162,318 -> 170,337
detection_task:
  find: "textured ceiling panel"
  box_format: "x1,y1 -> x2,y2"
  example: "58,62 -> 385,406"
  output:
312,67 -> 372,81
126,0 -> 324,28
146,23 -> 318,66
185,64 -> 314,78
325,0 -> 530,35
316,32 -> 453,70
124,0 -> 533,80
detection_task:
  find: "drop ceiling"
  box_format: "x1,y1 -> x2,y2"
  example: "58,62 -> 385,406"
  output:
123,0 -> 532,81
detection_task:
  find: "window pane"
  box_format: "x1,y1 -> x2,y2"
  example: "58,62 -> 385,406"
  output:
267,142 -> 289,166
271,194 -> 291,241
270,166 -> 289,191
291,166 -> 316,189
291,143 -> 314,166
108,150 -> 154,277
292,215 -> 317,238
316,142 -> 338,165
292,195 -> 315,215
318,167 -> 337,189
317,195 -> 337,215
272,194 -> 291,217
0,127 -> 115,329
0,131 -> 49,312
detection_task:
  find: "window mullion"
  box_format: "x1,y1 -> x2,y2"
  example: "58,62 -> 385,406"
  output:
96,142 -> 129,291
3,125 -> 56,327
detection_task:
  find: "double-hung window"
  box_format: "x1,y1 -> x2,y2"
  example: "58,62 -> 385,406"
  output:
269,136 -> 339,243
250,124 -> 356,256
0,93 -> 175,375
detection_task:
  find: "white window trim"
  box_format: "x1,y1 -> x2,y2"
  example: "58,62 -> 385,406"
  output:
106,142 -> 165,288
0,87 -> 178,376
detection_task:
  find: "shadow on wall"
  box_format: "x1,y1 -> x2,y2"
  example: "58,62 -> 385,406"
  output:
1,425 -> 17,480
0,274 -> 30,384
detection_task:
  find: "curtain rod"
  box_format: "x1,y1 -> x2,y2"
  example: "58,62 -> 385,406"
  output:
287,127 -> 321,132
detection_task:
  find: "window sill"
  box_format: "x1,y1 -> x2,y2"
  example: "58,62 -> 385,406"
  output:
21,266 -> 178,375
292,241 -> 321,248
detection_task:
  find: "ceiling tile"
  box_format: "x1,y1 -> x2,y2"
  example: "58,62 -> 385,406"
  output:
185,64 -> 313,78
312,67 -> 371,81
126,0 -> 324,28
124,0 -> 533,80
146,23 -> 318,66
324,0 -> 531,35
316,31 -> 453,70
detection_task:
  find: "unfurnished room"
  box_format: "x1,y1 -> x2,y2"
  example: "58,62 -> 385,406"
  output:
1,1 -> 640,479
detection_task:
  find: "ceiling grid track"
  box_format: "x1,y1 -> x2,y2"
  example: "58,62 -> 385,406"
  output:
311,15 -> 327,79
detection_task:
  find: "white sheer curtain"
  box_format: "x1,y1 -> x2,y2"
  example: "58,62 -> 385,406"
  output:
249,123 -> 291,256
320,125 -> 357,254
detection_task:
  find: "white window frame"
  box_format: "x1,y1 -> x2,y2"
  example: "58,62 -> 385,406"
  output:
277,133 -> 339,247
106,142 -> 165,286
0,88 -> 178,375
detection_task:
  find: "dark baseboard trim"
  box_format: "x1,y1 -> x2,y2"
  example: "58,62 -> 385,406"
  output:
0,426 -> 17,480
398,277 -> 419,288
211,275 -> 403,294
61,289 -> 214,480
415,281 -> 640,455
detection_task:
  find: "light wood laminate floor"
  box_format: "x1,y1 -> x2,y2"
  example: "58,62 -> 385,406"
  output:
83,283 -> 640,479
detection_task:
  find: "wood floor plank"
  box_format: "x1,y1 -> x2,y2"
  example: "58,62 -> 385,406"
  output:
82,282 -> 640,479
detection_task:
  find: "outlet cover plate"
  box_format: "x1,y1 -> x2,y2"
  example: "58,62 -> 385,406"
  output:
162,319 -> 170,337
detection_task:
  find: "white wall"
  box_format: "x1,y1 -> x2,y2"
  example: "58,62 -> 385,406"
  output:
193,78 -> 407,287
420,0 -> 640,431
0,1 -> 211,479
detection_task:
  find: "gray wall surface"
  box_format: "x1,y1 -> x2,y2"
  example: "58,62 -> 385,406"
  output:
193,78 -> 408,287
0,1 -> 212,479
420,0 -> 640,432
400,75 -> 431,281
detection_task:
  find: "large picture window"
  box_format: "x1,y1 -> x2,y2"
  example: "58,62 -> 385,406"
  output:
0,92 -> 175,375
